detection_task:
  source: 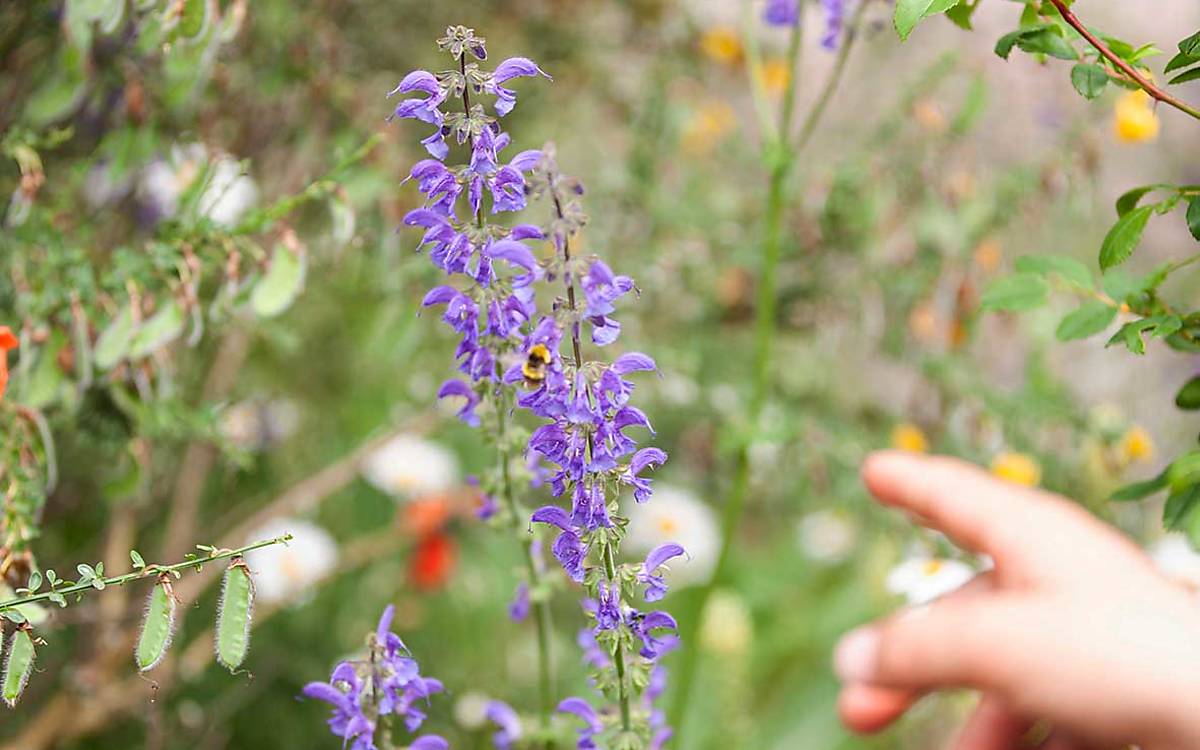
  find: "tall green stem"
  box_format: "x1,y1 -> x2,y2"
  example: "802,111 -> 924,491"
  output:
669,3 -> 869,741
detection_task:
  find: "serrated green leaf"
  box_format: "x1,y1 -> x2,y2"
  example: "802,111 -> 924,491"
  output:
1056,301 -> 1118,341
1180,30 -> 1200,57
1164,484 -> 1200,532
1099,205 -> 1153,271
1178,376 -> 1200,410
94,307 -> 136,371
215,563 -> 254,672
1014,254 -> 1093,289
1116,184 -> 1172,216
128,301 -> 186,359
1107,319 -> 1156,355
135,582 -> 176,672
251,247 -> 307,318
1168,453 -> 1200,493
1070,62 -> 1108,99
996,26 -> 1077,61
1166,51 -> 1199,74
895,0 -> 963,41
980,273 -> 1051,312
2,629 -> 35,707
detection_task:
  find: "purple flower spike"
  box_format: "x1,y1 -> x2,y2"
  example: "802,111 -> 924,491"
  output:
558,698 -> 603,750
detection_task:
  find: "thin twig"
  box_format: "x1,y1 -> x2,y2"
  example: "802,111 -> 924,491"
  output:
1046,0 -> 1200,121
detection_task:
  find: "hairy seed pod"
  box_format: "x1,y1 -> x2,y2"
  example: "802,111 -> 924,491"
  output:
2,627 -> 35,707
215,560 -> 254,672
135,577 -> 176,672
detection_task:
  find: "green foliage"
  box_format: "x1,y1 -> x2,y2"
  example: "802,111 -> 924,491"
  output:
1099,205 -> 1153,271
980,273 -> 1050,311
894,0 -> 964,41
2,629 -> 35,707
1070,63 -> 1109,99
1056,301 -> 1117,341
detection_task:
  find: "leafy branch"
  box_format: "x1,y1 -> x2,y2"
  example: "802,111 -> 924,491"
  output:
0,534 -> 291,618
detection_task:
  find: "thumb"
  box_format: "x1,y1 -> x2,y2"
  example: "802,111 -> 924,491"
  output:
834,595 -> 1037,693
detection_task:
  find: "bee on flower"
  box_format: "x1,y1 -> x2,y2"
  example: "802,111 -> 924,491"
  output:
361,434 -> 460,501
243,518 -> 338,604
1114,89 -> 1160,143
990,451 -> 1042,487
885,555 -> 976,606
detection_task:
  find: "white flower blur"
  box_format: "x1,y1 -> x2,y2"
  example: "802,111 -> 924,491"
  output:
453,691 -> 491,731
137,143 -> 258,226
885,556 -> 976,606
796,509 -> 857,564
1149,535 -> 1200,593
219,398 -> 300,452
361,434 -> 459,501
625,484 -> 719,589
699,590 -> 753,656
244,518 -> 338,604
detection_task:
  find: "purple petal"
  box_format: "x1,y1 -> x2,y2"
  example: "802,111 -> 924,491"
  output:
388,70 -> 439,97
557,697 -> 602,732
409,737 -> 449,750
630,447 -> 668,476
530,505 -> 572,531
488,240 -> 539,273
493,57 -> 552,84
612,353 -> 656,375
644,543 -> 686,574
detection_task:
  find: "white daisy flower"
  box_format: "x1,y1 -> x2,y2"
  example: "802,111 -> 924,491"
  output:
243,518 -> 338,604
625,484 -> 720,589
1149,535 -> 1200,593
361,434 -> 459,501
885,556 -> 976,606
797,510 -> 858,565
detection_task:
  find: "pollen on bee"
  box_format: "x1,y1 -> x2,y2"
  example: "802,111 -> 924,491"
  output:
522,343 -> 552,383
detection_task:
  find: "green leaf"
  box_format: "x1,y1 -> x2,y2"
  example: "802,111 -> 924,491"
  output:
1169,67 -> 1200,85
1107,319 -> 1156,355
1056,301 -> 1118,341
1168,453 -> 1200,493
94,307 -> 137,371
1111,470 -> 1168,502
1014,254 -> 1092,289
1070,63 -> 1108,99
2,629 -> 35,707
980,273 -> 1051,312
1180,30 -> 1200,57
135,581 -> 176,672
251,247 -> 307,318
130,550 -> 146,569
895,0 -> 963,41
1166,51 -> 1199,74
1163,484 -> 1200,533
1178,376 -> 1200,410
177,0 -> 206,38
996,26 -> 1077,61
1115,185 -> 1171,216
944,0 -> 979,30
128,301 -> 186,360
1186,197 -> 1200,242
1099,205 -> 1153,271
215,563 -> 254,672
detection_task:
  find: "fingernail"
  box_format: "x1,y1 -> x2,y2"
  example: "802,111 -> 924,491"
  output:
834,626 -> 880,683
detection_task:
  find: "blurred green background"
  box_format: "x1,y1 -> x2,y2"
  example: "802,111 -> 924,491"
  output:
1,1 -> 1198,748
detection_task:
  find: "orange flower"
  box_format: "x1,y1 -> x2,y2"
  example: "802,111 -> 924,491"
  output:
410,533 -> 457,591
0,327 -> 18,401
404,497 -> 453,537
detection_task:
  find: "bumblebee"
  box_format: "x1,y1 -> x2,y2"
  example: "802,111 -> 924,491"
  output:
522,343 -> 552,387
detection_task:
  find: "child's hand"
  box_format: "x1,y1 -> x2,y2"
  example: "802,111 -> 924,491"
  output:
835,451 -> 1200,750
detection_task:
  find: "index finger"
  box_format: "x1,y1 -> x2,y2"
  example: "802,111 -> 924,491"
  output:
862,451 -> 1139,582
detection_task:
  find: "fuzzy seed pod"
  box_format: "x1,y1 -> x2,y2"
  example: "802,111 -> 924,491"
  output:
2,627 -> 36,707
135,577 -> 176,672
215,560 -> 254,672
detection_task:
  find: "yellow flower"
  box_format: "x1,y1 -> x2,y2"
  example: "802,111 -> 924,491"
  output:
681,101 -> 736,155
891,423 -> 929,454
990,452 -> 1042,487
700,26 -> 743,67
1119,426 -> 1155,463
1114,90 -> 1160,143
757,58 -> 791,98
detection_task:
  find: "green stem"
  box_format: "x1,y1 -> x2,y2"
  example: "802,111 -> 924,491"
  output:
0,535 -> 291,613
670,4 -> 869,740
603,540 -> 632,731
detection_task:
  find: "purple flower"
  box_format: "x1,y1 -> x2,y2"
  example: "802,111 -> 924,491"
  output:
302,663 -> 376,750
639,543 -> 686,602
485,700 -> 523,749
557,698 -> 603,750
508,582 -> 531,622
576,629 -> 609,669
437,379 -> 480,426
764,0 -> 800,26
486,57 -> 552,117
821,0 -> 848,50
629,610 -> 679,660
389,70 -> 451,159
410,738 -> 449,750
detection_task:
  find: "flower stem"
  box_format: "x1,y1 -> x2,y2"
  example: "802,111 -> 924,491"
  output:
669,4 -> 867,738
0,535 -> 291,613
